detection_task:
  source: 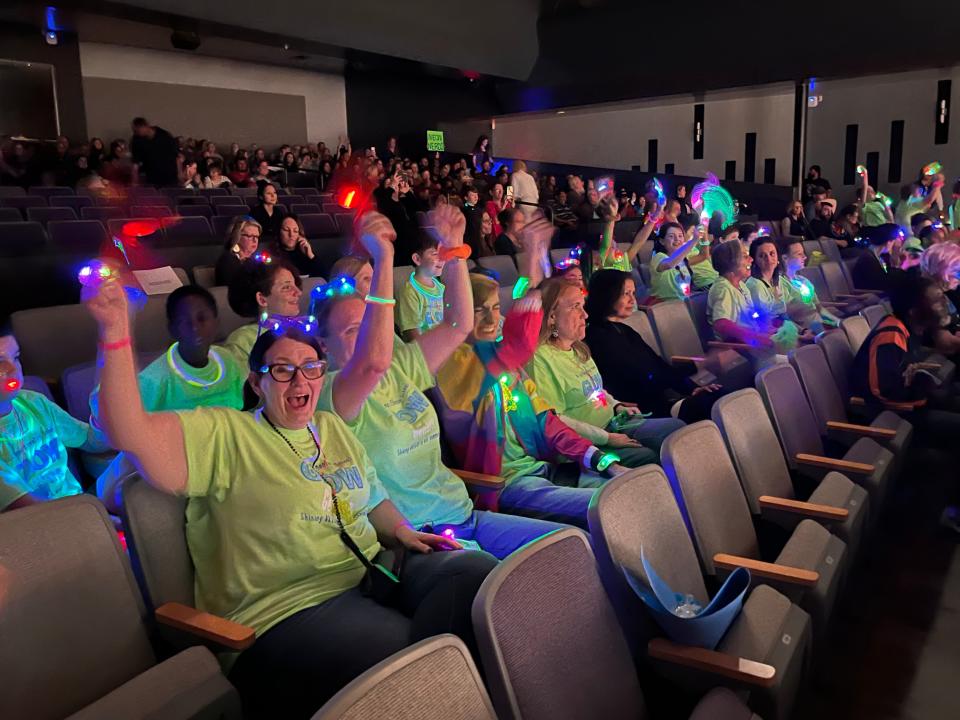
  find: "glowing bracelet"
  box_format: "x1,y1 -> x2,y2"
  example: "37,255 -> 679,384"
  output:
596,452 -> 620,472
512,276 -> 530,300
99,337 -> 132,352
438,245 -> 472,262
364,294 -> 396,306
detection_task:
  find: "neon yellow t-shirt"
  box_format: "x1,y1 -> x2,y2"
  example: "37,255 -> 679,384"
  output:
782,275 -> 839,329
0,390 -> 95,509
177,406 -> 388,636
687,247 -> 719,289
861,199 -> 887,227
746,276 -> 787,318
650,251 -> 693,301
498,375 -> 552,482
707,276 -> 754,338
602,250 -> 631,272
320,342 -> 472,528
530,343 -> 614,430
222,323 -> 259,366
396,274 -> 445,334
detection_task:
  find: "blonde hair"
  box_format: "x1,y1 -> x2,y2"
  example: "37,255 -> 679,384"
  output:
470,273 -> 499,308
514,160 -> 527,173
538,278 -> 590,362
225,217 -> 262,251
921,242 -> 960,285
330,255 -> 371,279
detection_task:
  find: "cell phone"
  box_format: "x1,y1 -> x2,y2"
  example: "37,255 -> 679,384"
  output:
596,176 -> 614,199
506,185 -> 515,201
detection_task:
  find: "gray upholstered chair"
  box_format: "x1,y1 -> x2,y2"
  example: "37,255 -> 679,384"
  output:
589,466 -> 809,720
0,495 -> 242,720
840,315 -> 871,355
476,254 -> 520,287
755,363 -> 895,510
310,635 -> 497,720
661,422 -> 847,643
472,528 -> 767,720
712,388 -> 870,560
815,329 -> 855,403
790,344 -> 912,462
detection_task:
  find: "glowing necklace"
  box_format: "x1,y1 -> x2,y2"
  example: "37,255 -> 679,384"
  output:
409,272 -> 443,299
166,343 -> 225,389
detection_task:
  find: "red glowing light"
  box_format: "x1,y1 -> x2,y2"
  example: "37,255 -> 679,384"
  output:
342,190 -> 356,208
4,379 -> 20,392
122,220 -> 160,238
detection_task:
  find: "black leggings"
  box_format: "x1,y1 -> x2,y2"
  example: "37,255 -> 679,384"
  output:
229,548 -> 497,719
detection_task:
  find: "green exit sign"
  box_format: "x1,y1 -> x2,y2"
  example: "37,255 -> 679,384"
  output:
426,130 -> 445,152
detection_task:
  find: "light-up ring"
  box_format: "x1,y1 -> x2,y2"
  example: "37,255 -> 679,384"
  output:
78,260 -> 116,288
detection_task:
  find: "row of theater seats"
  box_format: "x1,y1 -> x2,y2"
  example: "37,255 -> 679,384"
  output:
1,303 -> 909,718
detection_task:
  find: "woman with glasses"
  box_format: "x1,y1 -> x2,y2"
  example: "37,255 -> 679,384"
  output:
316,205 -> 566,559
272,215 -> 323,277
83,211 -> 497,719
215,217 -> 263,287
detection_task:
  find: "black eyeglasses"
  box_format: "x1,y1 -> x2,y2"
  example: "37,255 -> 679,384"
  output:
258,360 -> 328,382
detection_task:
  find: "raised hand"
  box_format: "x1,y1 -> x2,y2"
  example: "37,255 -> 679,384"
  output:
83,274 -> 130,339
599,195 -> 619,222
424,203 -> 466,248
356,211 -> 396,262
518,214 -> 555,254
297,235 -> 316,259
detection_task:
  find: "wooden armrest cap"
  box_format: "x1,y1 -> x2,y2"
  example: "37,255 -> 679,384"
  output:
156,602 -> 256,651
795,452 -> 875,475
707,341 -> 755,352
713,553 -> 820,587
758,495 -> 849,521
451,468 -> 505,490
647,638 -> 776,687
671,355 -> 705,364
826,420 -> 897,439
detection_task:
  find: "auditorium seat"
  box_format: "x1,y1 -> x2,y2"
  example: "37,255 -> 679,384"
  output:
0,194 -> 47,217
661,421 -> 848,641
217,203 -> 250,215
176,194 -> 210,205
0,186 -> 26,197
131,187 -> 168,203
622,310 -> 660,354
310,636 -> 496,720
298,187 -> 321,197
840,316 -> 870,354
212,214 -> 238,238
62,353 -> 159,421
291,203 -> 322,215
755,363 -> 894,510
815,329 -> 855,402
0,207 -> 23,222
0,221 -> 47,256
790,343 -> 911,461
473,527 -> 767,720
200,187 -> 230,197
0,495 -> 242,720
244,196 -> 260,209
47,219 -> 108,254
49,194 -> 94,213
81,206 -> 125,224
231,186 -> 257,197
27,205 -> 77,226
801,240 -> 823,260
29,185 -> 74,201
686,291 -> 713,345
589,466 -> 810,720
498,285 -> 514,315
322,202 -> 342,215
333,212 -> 355,234
392,265 -> 414,298
299,277 -> 329,311
162,216 -> 214,244
210,195 -> 245,207
11,302 -> 98,377
108,217 -> 164,244
208,285 -> 254,338
712,388 -> 869,560
131,205 -> 173,219
860,304 -> 887,328
193,265 -> 216,288
476,255 -> 519,287
176,203 -> 214,219
299,212 -> 338,238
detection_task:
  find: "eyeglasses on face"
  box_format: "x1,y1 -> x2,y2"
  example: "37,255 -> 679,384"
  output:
258,360 -> 328,382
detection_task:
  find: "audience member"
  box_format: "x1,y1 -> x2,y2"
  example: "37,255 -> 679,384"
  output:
250,181 -> 288,243
272,215 -> 323,277
397,231 -> 446,342
781,200 -> 809,238
130,117 -> 179,187
919,243 -> 960,359
649,221 -> 699,301
471,135 -> 492,173
852,223 -> 902,293
224,255 -> 303,361
203,162 -> 232,189
777,238 -> 842,332
509,160 -> 539,220
802,164 -> 831,202
494,207 -> 525,257
215,218 -> 262,287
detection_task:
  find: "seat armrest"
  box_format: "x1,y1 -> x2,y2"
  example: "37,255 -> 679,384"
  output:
848,396 -> 866,406
647,638 -> 776,688
671,355 -> 705,365
758,495 -> 849,522
156,602 -> 256,651
706,341 -> 754,352
452,469 -> 504,492
795,452 -> 874,475
826,420 -> 897,439
713,553 -> 819,587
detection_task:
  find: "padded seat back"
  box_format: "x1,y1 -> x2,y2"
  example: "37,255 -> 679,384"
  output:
217,204 -> 250,216
291,203 -> 322,215
647,299 -> 704,358
687,291 -> 712,345
798,265 -> 831,301
660,421 -> 760,575
162,215 -> 213,243
26,205 -> 77,226
121,476 -> 196,610
0,496 -> 155,720
311,636 -> 497,720
199,187 -> 230,197
300,213 -> 338,238
816,329 -> 855,400
48,194 -> 93,212
11,303 -> 98,377
0,220 -> 47,256
476,255 -> 519,287
711,389 -> 796,513
861,304 -> 887,328
81,205 -> 125,224
473,530 -> 645,720
622,311 -> 660,355
210,195 -> 245,207
789,344 -> 847,432
0,207 -> 23,222
755,363 -> 826,466
130,205 -> 173,219
29,186 -> 75,200
0,194 -> 47,214
840,315 -> 870,354
177,204 -> 214,219
194,265 -> 216,288
209,285 -> 253,338
47,219 -> 108,254
820,261 -> 851,298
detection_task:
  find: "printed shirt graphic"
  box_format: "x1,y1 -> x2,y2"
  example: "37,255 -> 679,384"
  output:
397,274 -> 445,333
746,276 -> 787,319
177,406 -> 388,636
0,390 -> 87,509
320,342 -> 471,528
531,344 -> 615,430
707,276 -> 755,338
651,251 -> 693,300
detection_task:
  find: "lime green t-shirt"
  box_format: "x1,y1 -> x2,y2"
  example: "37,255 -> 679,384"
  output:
177,406 -> 388,637
782,274 -> 838,329
707,276 -> 754,337
530,343 -> 614,430
319,342 -> 472,528
222,323 -> 259,366
687,246 -> 719,289
746,276 -> 786,318
861,199 -> 888,228
602,249 -> 631,272
397,274 -> 445,334
0,390 -> 91,509
499,375 -> 551,483
650,251 -> 693,301
895,196 -> 926,229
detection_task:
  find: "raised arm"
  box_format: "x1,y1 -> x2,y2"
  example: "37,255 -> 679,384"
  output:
518,214 -> 555,288
85,279 -> 188,495
625,204 -> 662,262
331,213 -> 397,422
655,234 -> 700,271
417,204 -> 472,373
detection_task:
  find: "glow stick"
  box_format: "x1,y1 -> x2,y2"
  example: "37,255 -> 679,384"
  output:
923,162 -> 942,176
690,173 -> 737,230
652,177 -> 666,207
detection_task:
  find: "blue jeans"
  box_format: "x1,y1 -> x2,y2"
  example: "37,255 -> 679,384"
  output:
602,416 -> 686,466
430,509 -> 569,559
498,471 -> 603,530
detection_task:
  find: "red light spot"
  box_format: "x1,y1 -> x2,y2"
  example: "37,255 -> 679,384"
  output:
4,379 -> 20,391
122,220 -> 160,237
343,190 -> 356,208
117,530 -> 128,552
